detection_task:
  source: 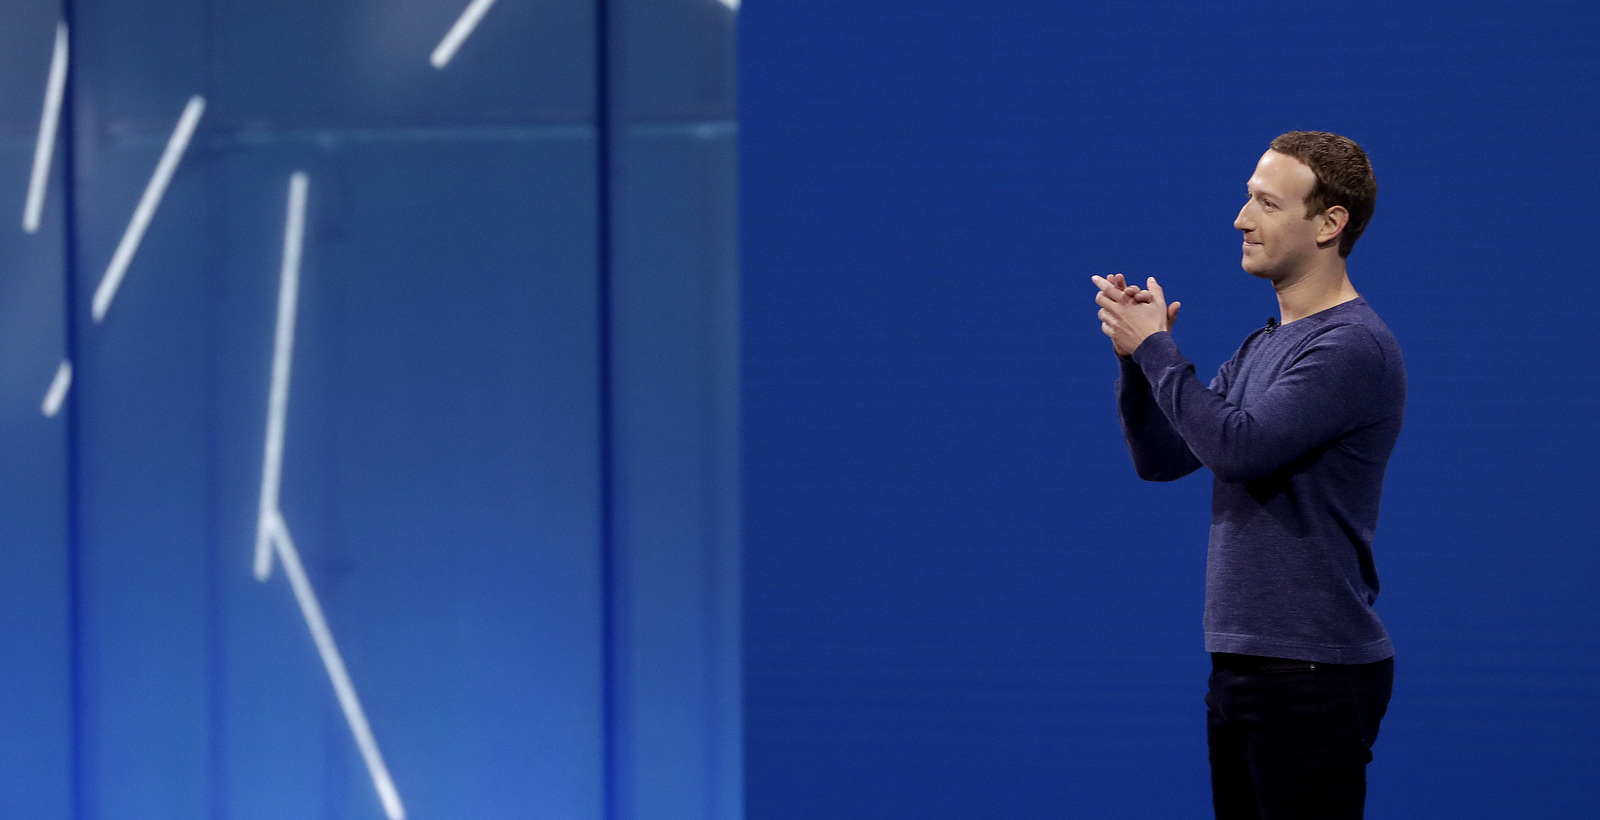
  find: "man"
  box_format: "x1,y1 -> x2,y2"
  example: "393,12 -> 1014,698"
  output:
1091,132 -> 1405,819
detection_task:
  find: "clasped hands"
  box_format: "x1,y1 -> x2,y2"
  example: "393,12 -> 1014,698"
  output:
1092,273 -> 1181,358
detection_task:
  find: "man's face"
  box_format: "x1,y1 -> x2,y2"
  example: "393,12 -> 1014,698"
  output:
1234,150 -> 1323,280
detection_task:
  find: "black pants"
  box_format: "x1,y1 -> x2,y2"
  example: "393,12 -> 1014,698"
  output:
1206,652 -> 1393,820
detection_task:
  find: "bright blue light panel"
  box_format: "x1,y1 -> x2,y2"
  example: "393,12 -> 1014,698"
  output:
3,0 -> 741,816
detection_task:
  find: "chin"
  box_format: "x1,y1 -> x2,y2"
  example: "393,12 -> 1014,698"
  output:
1240,256 -> 1283,281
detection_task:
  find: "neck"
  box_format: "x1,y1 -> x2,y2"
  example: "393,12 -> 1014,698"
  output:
1273,256 -> 1359,324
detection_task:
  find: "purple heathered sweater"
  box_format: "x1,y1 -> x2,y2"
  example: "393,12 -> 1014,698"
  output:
1117,297 -> 1405,664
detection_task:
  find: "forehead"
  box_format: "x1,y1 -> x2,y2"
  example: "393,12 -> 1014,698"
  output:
1247,150 -> 1316,199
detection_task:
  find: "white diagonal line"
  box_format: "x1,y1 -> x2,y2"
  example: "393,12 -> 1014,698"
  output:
92,94 -> 206,323
41,360 -> 72,417
254,172 -> 405,819
430,0 -> 500,69
268,514 -> 407,820
255,172 -> 307,581
23,22 -> 69,234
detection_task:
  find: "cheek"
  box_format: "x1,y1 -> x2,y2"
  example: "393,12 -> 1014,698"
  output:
1263,217 -> 1309,249
1290,218 -> 1321,247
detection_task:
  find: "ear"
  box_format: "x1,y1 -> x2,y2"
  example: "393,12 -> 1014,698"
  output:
1316,205 -> 1349,247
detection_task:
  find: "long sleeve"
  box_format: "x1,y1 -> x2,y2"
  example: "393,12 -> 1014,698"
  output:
1115,355 -> 1202,481
1130,326 -> 1388,485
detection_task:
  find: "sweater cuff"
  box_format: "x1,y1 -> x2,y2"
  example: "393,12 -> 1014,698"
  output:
1130,331 -> 1180,373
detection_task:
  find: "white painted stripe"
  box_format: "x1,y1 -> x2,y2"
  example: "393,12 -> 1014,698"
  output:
41,360 -> 72,417
430,0 -> 500,69
268,515 -> 407,820
255,172 -> 308,581
91,95 -> 206,323
251,174 -> 406,819
24,22 -> 69,234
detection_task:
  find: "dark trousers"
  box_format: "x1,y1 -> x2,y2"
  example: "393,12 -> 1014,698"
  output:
1206,652 -> 1393,820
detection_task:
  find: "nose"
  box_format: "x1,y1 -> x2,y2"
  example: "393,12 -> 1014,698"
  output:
1234,201 -> 1252,232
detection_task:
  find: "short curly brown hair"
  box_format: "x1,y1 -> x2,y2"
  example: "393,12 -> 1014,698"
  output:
1268,131 -> 1377,258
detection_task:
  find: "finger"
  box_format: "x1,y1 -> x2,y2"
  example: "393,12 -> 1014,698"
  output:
1167,301 -> 1181,327
1110,273 -> 1125,289
1146,276 -> 1166,302
1096,292 -> 1115,309
1093,276 -> 1126,302
1101,322 -> 1115,339
1131,289 -> 1153,303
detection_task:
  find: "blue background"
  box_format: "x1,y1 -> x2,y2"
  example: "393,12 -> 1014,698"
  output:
741,1 -> 1600,818
0,0 -> 738,818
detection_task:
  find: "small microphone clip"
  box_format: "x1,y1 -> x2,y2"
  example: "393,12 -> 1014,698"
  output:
1265,317 -> 1278,334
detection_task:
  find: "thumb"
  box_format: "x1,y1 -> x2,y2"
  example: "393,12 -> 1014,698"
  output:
1167,300 -> 1181,328
1146,277 -> 1166,302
